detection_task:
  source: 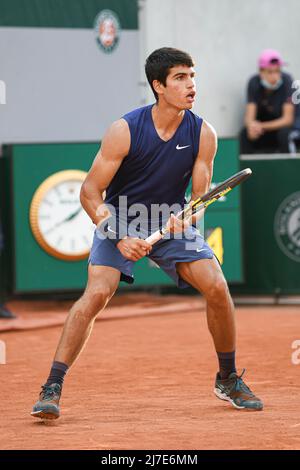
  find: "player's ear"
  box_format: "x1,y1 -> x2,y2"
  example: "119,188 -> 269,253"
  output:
152,79 -> 164,97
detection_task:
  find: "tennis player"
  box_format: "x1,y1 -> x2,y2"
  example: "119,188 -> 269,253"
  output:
31,47 -> 263,419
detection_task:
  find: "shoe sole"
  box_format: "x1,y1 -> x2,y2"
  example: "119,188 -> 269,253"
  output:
214,388 -> 263,411
31,410 -> 59,420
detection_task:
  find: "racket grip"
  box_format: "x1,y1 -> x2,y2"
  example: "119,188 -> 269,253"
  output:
145,230 -> 163,245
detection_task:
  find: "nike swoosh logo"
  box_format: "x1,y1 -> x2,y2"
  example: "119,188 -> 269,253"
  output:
196,248 -> 206,253
176,144 -> 191,150
107,225 -> 116,234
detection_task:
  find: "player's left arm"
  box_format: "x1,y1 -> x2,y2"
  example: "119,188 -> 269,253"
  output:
190,120 -> 218,223
167,120 -> 217,233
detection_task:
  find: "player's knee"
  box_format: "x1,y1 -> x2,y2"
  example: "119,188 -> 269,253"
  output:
205,276 -> 229,304
84,285 -> 112,315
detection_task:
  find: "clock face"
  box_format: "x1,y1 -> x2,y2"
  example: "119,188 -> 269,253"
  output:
30,170 -> 95,261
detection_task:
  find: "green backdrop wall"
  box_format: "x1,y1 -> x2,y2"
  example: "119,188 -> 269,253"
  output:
1,138 -> 242,293
238,155 -> 300,295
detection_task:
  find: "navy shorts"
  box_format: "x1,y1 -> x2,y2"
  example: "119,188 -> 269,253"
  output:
89,225 -> 214,289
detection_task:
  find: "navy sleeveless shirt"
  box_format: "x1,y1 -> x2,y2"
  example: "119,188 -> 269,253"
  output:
105,104 -> 203,227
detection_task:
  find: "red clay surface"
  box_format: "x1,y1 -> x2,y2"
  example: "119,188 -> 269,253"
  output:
1,294 -> 300,450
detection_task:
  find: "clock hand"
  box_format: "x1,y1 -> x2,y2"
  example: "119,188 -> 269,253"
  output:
44,206 -> 83,235
65,206 -> 82,222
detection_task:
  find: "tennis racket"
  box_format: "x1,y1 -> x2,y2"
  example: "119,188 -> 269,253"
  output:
145,168 -> 252,245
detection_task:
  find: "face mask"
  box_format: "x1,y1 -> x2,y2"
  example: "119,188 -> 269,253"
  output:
260,77 -> 283,90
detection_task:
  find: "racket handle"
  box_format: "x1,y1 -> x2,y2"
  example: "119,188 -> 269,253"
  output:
145,229 -> 164,245
145,209 -> 188,245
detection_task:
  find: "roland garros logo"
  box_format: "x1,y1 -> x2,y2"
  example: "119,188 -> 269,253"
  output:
274,191 -> 300,262
94,9 -> 120,53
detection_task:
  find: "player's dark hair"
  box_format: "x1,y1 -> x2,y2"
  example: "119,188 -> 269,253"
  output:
145,47 -> 194,101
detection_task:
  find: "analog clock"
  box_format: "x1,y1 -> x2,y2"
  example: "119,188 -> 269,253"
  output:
30,170 -> 95,261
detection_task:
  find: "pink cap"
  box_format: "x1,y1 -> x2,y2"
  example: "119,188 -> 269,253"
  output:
258,49 -> 285,69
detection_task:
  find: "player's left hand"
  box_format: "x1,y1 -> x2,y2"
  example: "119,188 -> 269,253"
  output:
167,213 -> 191,234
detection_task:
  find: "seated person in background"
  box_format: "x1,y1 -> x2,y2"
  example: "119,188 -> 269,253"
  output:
240,49 -> 295,154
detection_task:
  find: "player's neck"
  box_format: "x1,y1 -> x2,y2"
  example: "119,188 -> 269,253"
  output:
152,101 -> 185,132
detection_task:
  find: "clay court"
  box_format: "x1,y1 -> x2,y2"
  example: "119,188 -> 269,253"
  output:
1,293 -> 299,450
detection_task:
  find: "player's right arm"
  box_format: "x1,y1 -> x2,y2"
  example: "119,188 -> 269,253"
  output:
80,119 -> 129,225
80,119 -> 151,261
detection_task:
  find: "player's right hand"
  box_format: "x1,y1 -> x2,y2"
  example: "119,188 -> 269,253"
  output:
117,237 -> 152,261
